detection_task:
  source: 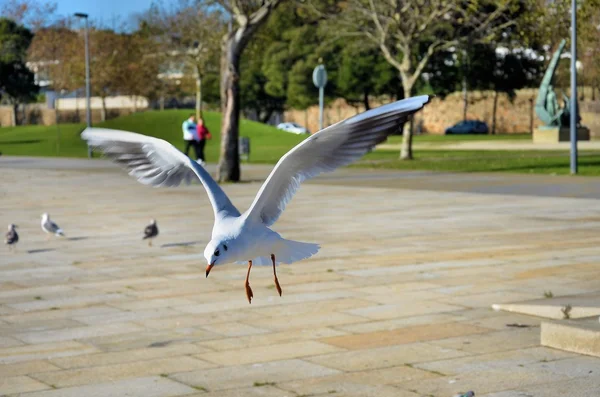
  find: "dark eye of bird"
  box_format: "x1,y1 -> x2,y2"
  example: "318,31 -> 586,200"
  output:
223,245 -> 228,251
214,250 -> 220,256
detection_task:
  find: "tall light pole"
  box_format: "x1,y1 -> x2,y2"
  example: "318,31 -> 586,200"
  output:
74,12 -> 92,158
570,0 -> 578,174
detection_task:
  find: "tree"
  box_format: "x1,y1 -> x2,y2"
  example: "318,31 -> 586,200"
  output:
27,25 -> 83,94
0,18 -> 38,125
0,0 -> 57,30
139,0 -> 224,118
213,0 -> 283,182
317,0 -> 522,159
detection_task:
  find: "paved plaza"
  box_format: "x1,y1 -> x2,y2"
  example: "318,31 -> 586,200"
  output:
2,156 -> 600,396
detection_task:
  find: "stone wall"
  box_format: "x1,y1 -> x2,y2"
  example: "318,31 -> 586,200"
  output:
284,89 -> 600,135
0,105 -> 138,127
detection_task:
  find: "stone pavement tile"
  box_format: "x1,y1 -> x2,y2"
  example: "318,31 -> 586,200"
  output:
0,360 -> 60,378
15,322 -> 144,344
83,329 -> 218,352
0,306 -> 122,324
415,346 -> 576,375
279,365 -> 437,396
108,297 -> 198,311
0,375 -> 50,394
280,280 -> 353,294
171,359 -> 340,391
249,298 -> 374,318
182,385 -> 288,397
0,336 -> 24,348
0,319 -> 86,336
305,342 -> 467,372
320,322 -> 490,350
526,356 -> 600,378
441,291 -> 541,308
459,312 -> 542,330
355,281 -> 442,295
197,340 -> 343,366
31,356 -> 214,388
0,305 -> 20,316
361,290 -> 450,305
344,301 -> 464,320
135,310 -> 263,330
8,376 -> 197,397
279,378 -> 419,397
430,327 -> 539,354
246,312 -> 368,331
7,293 -> 127,312
73,307 -> 179,325
198,322 -> 270,337
333,313 -> 466,334
197,327 -> 346,351
0,341 -> 99,364
50,343 -> 210,369
484,376 -> 600,397
397,367 -> 571,396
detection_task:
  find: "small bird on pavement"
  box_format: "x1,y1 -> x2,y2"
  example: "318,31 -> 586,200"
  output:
5,224 -> 19,251
41,213 -> 65,239
143,219 -> 159,246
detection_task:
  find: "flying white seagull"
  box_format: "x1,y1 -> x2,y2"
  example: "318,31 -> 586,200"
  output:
41,213 -> 65,239
82,95 -> 431,303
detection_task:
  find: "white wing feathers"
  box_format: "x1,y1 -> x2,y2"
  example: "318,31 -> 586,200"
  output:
81,128 -> 240,219
245,95 -> 431,226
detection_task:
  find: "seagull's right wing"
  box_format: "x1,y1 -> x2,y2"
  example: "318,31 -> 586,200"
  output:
82,128 -> 240,219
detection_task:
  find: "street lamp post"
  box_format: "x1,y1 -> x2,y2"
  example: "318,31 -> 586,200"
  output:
570,0 -> 578,174
74,12 -> 92,158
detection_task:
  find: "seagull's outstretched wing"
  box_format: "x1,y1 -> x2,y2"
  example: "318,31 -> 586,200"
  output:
245,95 -> 431,226
82,128 -> 240,219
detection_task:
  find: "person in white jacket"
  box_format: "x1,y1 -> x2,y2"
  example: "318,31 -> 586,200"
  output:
182,114 -> 200,160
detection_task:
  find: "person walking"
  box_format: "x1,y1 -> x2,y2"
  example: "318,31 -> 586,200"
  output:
182,114 -> 199,159
195,117 -> 212,165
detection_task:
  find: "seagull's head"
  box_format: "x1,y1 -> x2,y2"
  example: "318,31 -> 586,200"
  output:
150,219 -> 156,225
8,224 -> 17,230
204,238 -> 232,277
41,213 -> 49,221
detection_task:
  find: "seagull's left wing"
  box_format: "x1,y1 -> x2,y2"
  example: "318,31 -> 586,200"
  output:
245,95 -> 431,226
82,128 -> 241,219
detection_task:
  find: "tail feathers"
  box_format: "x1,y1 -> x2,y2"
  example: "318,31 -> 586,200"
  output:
273,239 -> 320,265
56,229 -> 65,237
236,239 -> 320,266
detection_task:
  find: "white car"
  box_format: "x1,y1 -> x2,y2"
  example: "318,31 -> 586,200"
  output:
276,122 -> 309,135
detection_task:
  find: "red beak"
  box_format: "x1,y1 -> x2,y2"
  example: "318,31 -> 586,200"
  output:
205,262 -> 215,278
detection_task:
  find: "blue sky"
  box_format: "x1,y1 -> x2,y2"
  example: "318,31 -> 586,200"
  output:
55,0 -> 153,27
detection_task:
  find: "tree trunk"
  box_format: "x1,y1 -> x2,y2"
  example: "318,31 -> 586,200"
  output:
462,75 -> 468,122
217,40 -> 241,182
399,86 -> 414,160
11,104 -> 17,126
491,90 -> 499,135
592,83 -> 596,101
101,97 -> 107,122
195,67 -> 203,119
363,90 -> 370,111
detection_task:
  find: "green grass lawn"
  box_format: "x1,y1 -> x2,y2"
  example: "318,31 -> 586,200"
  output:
359,149 -> 600,176
0,110 -> 306,163
385,132 -> 532,146
1,110 -> 599,176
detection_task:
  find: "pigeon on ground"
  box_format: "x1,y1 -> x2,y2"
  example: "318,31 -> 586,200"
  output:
5,224 -> 18,250
143,219 -> 159,246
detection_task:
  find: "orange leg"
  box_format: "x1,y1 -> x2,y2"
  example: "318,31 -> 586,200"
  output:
271,254 -> 282,297
245,260 -> 254,304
